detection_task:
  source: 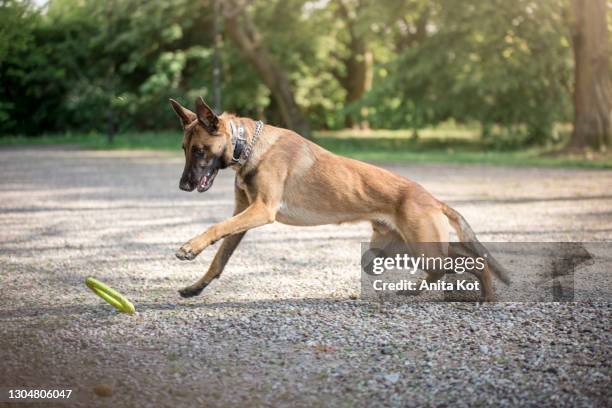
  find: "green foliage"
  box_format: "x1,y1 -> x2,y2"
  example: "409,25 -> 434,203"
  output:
0,0 -> 38,131
0,0 -> 599,147
365,0 -> 573,145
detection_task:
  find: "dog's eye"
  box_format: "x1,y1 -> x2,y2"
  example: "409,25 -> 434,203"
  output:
192,147 -> 205,157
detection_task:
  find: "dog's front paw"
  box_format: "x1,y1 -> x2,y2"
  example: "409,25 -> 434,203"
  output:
178,283 -> 207,298
175,243 -> 198,261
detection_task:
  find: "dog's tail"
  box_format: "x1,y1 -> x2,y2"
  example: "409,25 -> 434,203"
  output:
440,202 -> 511,285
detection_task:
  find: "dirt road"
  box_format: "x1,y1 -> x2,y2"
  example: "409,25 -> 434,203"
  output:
0,147 -> 610,407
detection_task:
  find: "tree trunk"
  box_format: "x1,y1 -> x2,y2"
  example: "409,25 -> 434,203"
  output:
569,0 -> 612,150
223,3 -> 311,138
343,34 -> 373,129
212,0 -> 222,111
335,0 -> 372,129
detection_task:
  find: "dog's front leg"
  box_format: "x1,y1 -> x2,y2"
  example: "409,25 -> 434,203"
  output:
177,187 -> 250,298
178,233 -> 248,298
176,200 -> 276,261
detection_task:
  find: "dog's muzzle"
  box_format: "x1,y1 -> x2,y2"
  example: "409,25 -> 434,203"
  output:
195,165 -> 219,192
179,179 -> 195,191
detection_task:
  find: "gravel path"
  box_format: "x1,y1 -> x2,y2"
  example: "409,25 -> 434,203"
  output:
0,147 -> 610,407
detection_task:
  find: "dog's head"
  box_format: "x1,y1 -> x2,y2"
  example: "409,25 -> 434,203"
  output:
169,97 -> 233,192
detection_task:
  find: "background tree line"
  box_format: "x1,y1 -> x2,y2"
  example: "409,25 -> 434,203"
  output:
0,0 -> 610,148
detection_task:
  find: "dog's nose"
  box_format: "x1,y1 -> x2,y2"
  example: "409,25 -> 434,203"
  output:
179,180 -> 193,191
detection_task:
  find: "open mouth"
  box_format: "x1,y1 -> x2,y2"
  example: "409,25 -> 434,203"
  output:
196,166 -> 219,192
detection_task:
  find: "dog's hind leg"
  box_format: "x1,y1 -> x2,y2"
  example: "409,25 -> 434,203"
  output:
370,221 -> 404,253
371,221 -> 428,296
178,187 -> 250,298
394,204 -> 451,286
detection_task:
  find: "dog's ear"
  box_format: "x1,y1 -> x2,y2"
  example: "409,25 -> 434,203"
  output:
169,99 -> 196,128
195,96 -> 219,134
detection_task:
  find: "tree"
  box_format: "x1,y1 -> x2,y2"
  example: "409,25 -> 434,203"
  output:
366,0 -> 573,144
0,0 -> 582,142
0,0 -> 37,132
222,0 -> 311,137
569,0 -> 612,149
332,0 -> 373,128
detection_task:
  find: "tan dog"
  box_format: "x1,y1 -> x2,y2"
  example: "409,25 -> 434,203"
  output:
170,97 -> 510,301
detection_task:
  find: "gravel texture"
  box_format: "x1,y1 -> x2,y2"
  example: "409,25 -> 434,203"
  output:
0,146 -> 611,407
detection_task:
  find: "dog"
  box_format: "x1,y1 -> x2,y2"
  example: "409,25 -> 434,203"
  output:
169,97 -> 510,301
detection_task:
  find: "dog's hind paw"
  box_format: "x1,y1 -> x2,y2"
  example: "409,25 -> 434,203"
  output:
178,284 -> 207,298
175,244 -> 197,261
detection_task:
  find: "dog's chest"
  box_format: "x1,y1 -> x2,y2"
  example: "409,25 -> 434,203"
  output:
235,174 -> 256,201
235,175 -> 247,191
275,200 -> 350,226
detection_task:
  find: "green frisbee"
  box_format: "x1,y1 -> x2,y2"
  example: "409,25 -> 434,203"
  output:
86,277 -> 135,314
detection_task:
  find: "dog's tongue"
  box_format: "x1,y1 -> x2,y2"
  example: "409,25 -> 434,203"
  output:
200,175 -> 209,189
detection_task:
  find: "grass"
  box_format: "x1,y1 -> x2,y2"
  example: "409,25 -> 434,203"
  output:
1,129 -> 611,169
0,131 -> 182,150
315,136 -> 612,169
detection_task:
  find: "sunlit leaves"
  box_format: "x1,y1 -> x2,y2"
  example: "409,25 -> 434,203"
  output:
364,0 -> 574,144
